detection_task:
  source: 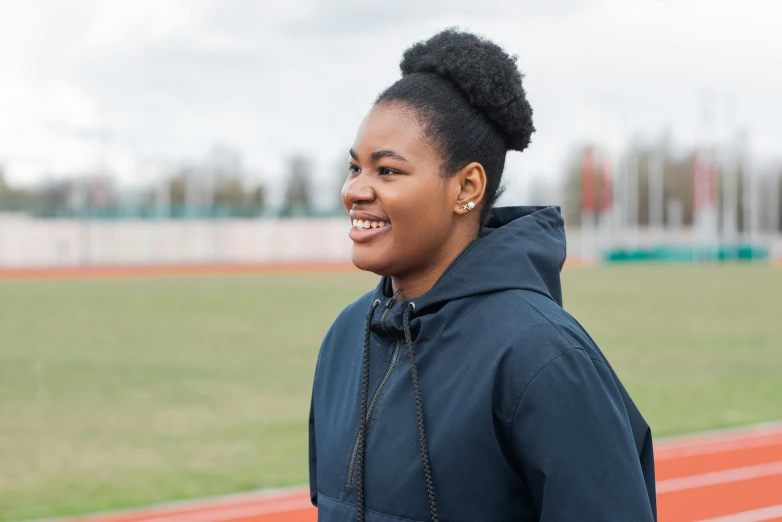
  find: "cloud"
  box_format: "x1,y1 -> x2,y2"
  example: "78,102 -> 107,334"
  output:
1,0 -> 781,206
286,0 -> 601,36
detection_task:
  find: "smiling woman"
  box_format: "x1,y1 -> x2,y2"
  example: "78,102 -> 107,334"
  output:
311,28 -> 658,522
344,104 -> 471,297
341,30 -> 533,298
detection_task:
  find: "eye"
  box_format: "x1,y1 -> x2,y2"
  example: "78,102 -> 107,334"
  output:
348,164 -> 361,175
378,167 -> 398,176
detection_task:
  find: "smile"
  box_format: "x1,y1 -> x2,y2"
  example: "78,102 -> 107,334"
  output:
352,219 -> 389,231
349,220 -> 391,243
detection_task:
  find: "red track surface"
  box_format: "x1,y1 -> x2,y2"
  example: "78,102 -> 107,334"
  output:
1,256 -> 777,281
0,257 -> 597,281
0,263 -> 359,280
58,424 -> 782,522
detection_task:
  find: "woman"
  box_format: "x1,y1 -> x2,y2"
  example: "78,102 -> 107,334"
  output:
309,29 -> 656,522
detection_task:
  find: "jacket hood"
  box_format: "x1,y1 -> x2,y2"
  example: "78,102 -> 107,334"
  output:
370,205 -> 567,337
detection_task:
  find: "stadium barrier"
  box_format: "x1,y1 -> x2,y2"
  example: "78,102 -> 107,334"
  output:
1,212 -> 780,268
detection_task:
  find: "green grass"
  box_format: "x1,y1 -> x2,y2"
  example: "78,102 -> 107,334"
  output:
0,266 -> 780,520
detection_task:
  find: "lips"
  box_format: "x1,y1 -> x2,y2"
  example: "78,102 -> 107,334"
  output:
349,210 -> 390,240
348,215 -> 391,243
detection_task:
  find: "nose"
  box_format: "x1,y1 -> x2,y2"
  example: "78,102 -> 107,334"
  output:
342,171 -> 376,207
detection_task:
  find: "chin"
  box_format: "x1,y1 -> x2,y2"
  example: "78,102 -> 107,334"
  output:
351,248 -> 394,276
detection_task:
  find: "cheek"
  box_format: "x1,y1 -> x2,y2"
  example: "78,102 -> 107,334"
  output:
387,179 -> 450,240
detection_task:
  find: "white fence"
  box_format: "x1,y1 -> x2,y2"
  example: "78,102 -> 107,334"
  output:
0,213 -> 780,268
0,214 -> 352,267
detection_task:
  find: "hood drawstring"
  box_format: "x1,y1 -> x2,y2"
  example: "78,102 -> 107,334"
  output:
356,298 -> 440,522
356,298 -> 381,522
403,302 -> 440,522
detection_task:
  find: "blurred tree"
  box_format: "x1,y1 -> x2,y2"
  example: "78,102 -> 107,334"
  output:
334,156 -> 349,212
42,180 -> 75,209
660,152 -> 694,227
0,165 -> 37,207
167,169 -> 190,206
142,157 -> 266,217
248,184 -> 266,208
213,177 -> 246,206
281,155 -> 313,216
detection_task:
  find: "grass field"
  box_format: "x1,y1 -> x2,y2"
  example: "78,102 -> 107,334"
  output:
0,266 -> 781,521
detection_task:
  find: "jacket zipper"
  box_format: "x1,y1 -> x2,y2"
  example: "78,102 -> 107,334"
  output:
379,290 -> 401,333
345,337 -> 402,486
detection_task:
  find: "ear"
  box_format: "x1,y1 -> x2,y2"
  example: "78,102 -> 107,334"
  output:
452,162 -> 487,215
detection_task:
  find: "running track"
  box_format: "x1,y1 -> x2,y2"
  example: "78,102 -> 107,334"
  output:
57,423 -> 782,522
7,264 -> 780,520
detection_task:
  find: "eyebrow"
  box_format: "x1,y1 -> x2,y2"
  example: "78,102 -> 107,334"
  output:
349,148 -> 409,163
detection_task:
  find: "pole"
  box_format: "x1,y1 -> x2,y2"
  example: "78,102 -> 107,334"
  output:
598,151 -> 614,231
648,152 -> 664,240
721,150 -> 738,245
580,148 -> 596,261
615,155 -> 627,246
744,158 -> 759,245
626,153 -> 639,246
767,168 -> 780,238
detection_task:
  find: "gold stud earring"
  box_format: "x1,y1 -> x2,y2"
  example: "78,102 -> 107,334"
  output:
460,201 -> 475,211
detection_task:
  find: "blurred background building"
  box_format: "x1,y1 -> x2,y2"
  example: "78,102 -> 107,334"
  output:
1,0 -> 780,267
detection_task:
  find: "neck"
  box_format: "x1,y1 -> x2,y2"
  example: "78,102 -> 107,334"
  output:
391,229 -> 477,300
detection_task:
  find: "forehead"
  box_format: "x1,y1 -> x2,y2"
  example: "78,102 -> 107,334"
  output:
352,104 -> 437,162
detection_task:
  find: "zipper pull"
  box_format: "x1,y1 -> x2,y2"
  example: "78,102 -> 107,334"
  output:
386,288 -> 403,309
379,288 -> 404,334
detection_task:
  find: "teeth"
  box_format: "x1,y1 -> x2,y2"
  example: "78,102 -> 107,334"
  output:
352,219 -> 389,230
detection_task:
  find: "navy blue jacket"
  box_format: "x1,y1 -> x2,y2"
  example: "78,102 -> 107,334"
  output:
309,206 -> 657,521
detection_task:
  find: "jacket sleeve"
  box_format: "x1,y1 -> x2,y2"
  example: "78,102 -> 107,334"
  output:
308,389 -> 318,506
510,347 -> 655,521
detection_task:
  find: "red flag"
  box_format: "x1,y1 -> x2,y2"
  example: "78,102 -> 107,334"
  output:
693,152 -> 717,211
581,149 -> 596,215
598,159 -> 613,214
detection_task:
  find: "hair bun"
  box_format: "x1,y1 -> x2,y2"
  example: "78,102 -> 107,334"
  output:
399,28 -> 534,152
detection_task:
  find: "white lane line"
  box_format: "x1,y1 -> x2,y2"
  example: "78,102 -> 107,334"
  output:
656,435 -> 782,460
695,504 -> 782,522
133,497 -> 313,522
657,460 -> 782,493
656,420 -> 782,445
23,488 -> 310,522
656,426 -> 782,454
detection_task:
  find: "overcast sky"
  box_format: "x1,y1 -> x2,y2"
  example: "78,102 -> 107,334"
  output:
1,0 -> 780,207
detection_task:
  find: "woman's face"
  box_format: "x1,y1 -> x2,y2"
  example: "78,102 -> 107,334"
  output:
342,103 -> 461,278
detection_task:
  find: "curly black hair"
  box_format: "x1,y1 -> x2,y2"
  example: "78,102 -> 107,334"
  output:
376,28 -> 535,226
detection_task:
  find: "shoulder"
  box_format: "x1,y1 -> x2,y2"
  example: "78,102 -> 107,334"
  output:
485,289 -> 610,425
475,289 -> 583,360
505,289 -> 607,364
